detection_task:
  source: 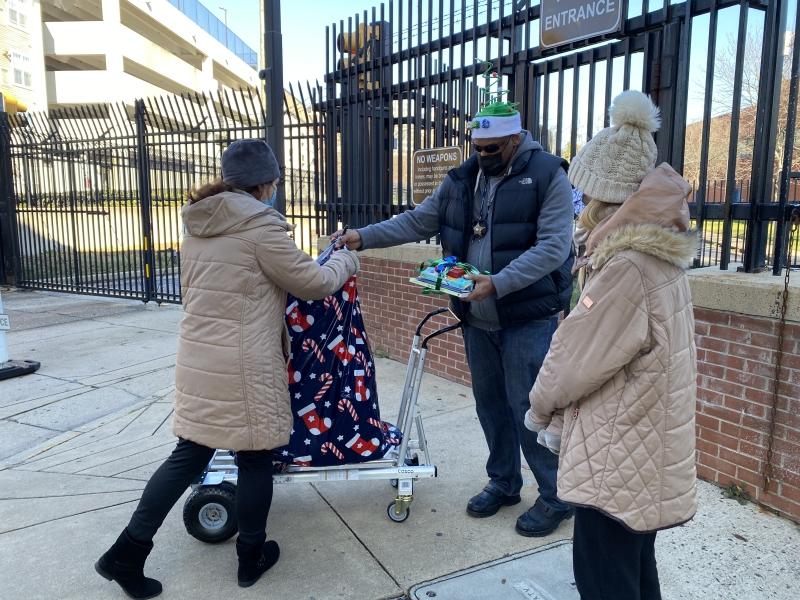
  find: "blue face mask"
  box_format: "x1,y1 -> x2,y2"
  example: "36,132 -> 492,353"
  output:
264,187 -> 277,208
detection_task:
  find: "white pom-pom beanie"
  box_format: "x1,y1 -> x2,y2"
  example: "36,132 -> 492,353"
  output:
568,90 -> 661,204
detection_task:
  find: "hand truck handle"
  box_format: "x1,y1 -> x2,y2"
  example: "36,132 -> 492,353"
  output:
414,308 -> 462,349
414,307 -> 450,336
422,323 -> 462,349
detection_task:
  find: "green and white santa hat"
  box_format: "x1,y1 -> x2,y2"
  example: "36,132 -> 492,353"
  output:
469,100 -> 522,139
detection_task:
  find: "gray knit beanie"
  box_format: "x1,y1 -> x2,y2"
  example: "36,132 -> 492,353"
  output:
568,91 -> 661,204
221,139 -> 280,189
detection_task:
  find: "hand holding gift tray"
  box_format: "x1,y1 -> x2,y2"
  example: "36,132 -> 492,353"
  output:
410,256 -> 482,298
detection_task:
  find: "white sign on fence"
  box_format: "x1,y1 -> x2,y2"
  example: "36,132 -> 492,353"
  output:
0,314 -> 9,331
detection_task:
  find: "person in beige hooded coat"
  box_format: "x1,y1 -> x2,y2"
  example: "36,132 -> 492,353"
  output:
95,140 -> 359,599
525,92 -> 697,600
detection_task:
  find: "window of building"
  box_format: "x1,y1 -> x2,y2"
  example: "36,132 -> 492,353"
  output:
8,0 -> 29,28
11,53 -> 33,88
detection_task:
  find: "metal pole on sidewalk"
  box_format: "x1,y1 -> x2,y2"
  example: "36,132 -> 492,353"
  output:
0,290 -> 40,380
262,0 -> 286,214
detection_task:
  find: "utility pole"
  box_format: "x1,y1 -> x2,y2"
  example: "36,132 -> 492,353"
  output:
261,0 -> 285,214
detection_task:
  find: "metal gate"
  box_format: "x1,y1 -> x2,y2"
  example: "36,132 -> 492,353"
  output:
0,87 -> 327,302
321,0 -> 800,272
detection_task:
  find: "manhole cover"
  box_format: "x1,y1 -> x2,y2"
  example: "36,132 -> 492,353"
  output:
409,540 -> 578,600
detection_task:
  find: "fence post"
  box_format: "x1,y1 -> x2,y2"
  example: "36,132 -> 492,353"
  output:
0,112 -> 19,285
135,99 -> 155,303
324,76 -> 338,236
742,0 -> 789,272
263,0 -> 286,214
771,0 -> 800,274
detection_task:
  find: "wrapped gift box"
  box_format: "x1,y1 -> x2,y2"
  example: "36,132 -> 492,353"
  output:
409,258 -> 477,299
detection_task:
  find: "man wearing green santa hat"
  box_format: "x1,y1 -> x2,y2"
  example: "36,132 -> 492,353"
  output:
334,98 -> 575,537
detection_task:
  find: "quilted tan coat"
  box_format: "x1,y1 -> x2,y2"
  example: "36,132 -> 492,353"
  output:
173,191 -> 359,451
528,164 -> 698,532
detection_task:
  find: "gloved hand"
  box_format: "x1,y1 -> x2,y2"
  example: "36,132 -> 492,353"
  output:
537,428 -> 561,455
524,409 -> 544,433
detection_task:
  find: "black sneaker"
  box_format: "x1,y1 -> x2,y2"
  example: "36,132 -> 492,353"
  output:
466,489 -> 522,518
515,498 -> 574,537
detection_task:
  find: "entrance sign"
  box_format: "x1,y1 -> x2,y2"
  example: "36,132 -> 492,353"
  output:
540,0 -> 624,48
412,146 -> 463,205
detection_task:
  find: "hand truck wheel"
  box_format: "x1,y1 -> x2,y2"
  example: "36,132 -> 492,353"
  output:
183,484 -> 238,543
386,500 -> 410,523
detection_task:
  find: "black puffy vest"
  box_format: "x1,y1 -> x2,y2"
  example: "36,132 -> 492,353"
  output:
438,148 -> 573,327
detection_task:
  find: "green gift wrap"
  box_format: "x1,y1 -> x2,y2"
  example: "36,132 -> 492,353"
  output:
410,257 -> 480,299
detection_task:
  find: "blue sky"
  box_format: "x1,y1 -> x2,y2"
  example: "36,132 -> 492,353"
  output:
207,0 -> 377,85
206,0 -> 797,126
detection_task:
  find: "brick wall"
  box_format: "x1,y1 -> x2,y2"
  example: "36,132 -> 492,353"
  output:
694,309 -> 800,520
359,257 -> 471,387
357,254 -> 800,523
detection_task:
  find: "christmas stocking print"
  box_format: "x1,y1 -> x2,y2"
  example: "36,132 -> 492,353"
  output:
345,433 -> 381,458
341,277 -> 357,302
353,369 -> 370,402
327,334 -> 355,365
286,300 -> 314,333
297,403 -> 331,436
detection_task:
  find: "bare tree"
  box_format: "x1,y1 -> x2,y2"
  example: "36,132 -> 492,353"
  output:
684,27 -> 799,192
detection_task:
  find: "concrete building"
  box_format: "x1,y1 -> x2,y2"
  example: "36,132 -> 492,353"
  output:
41,0 -> 258,108
2,0 -> 259,111
1,0 -> 48,112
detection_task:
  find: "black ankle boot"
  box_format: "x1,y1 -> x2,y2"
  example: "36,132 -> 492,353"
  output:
236,538 -> 280,588
95,529 -> 163,599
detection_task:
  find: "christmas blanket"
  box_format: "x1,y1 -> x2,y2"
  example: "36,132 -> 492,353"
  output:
273,245 -> 400,467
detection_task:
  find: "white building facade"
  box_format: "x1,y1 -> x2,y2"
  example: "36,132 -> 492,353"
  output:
1,0 -> 48,112
1,0 -> 259,111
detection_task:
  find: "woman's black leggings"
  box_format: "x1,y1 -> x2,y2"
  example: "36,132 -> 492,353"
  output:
572,506 -> 661,600
126,438 -> 274,549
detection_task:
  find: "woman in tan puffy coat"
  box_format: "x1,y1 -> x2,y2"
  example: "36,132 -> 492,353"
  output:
525,92 -> 697,600
95,140 -> 359,599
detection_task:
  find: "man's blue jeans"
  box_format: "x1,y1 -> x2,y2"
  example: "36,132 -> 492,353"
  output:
462,317 -> 569,512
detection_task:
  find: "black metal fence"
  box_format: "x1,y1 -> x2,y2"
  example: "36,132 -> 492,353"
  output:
2,1 -> 799,304
0,87 -> 326,302
322,0 -> 800,273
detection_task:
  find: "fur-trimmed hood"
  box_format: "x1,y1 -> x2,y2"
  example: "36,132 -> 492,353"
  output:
586,163 -> 695,269
591,223 -> 697,269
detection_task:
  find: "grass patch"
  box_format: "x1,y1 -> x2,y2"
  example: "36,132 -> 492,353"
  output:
722,483 -> 751,506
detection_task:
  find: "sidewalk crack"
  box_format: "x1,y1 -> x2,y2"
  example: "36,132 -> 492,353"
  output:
310,483 -> 405,593
0,489 -> 144,500
0,498 -> 140,536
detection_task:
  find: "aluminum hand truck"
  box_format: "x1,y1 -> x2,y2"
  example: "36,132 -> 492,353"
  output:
183,308 -> 461,543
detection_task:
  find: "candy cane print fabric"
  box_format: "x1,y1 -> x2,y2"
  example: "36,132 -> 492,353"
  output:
273,246 -> 402,466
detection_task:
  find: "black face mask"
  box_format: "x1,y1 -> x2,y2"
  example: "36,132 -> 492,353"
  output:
478,152 -> 508,176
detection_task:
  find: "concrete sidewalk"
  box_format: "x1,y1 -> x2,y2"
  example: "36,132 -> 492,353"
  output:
1,288 -> 798,600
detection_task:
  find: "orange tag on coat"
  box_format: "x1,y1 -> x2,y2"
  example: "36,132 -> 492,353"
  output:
582,296 -> 594,309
